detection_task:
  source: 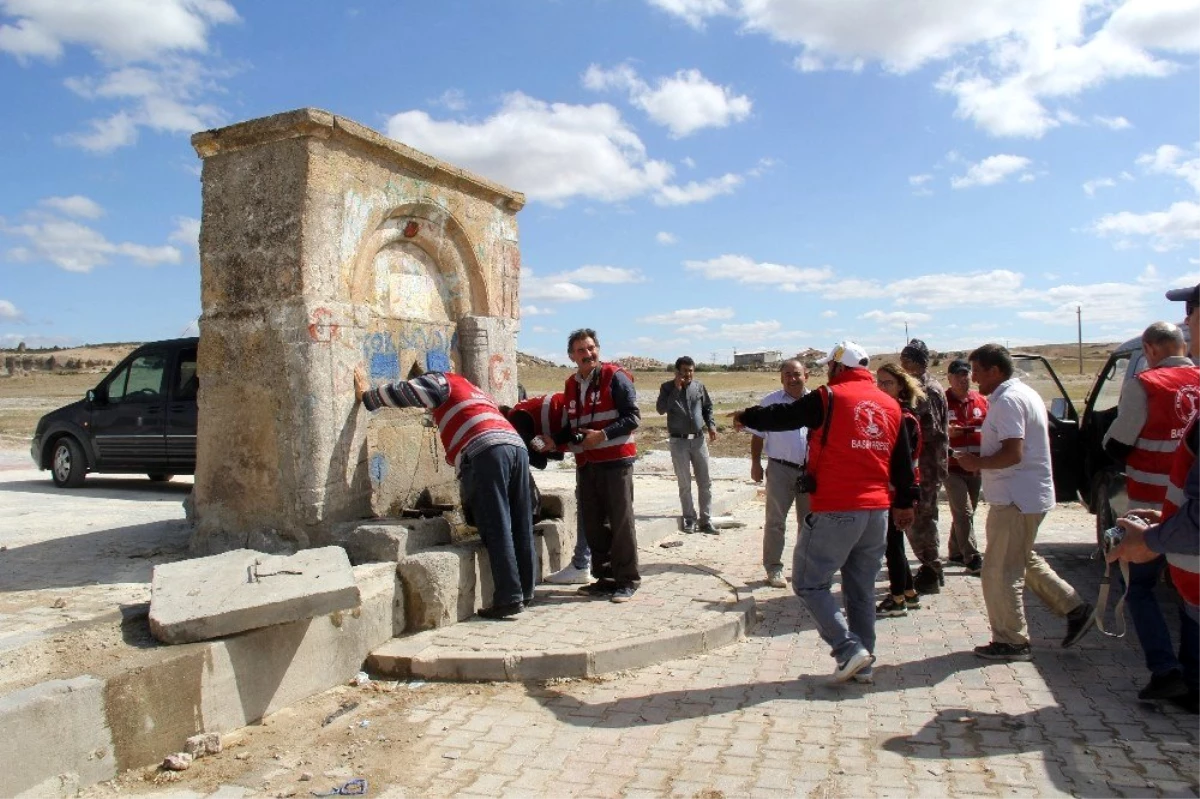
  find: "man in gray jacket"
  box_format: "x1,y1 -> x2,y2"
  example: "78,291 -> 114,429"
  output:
657,356 -> 718,534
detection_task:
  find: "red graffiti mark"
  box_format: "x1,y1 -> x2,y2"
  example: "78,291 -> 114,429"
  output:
403,220 -> 419,238
489,354 -> 511,390
307,307 -> 340,343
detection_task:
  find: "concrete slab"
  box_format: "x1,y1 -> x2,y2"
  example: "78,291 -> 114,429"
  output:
148,547 -> 361,644
343,519 -> 451,565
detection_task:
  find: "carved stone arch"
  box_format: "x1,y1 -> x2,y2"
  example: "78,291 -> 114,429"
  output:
345,201 -> 490,317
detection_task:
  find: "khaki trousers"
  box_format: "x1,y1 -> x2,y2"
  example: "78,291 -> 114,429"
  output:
981,504 -> 1082,645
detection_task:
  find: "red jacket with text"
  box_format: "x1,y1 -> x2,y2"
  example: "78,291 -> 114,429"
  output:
1125,365 -> 1200,508
564,363 -> 638,467
1161,419 -> 1199,607
807,368 -> 902,513
947,390 -> 987,475
431,373 -> 517,467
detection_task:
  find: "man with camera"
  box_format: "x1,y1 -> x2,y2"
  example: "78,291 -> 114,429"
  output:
657,356 -> 719,535
1102,320 -> 1197,703
945,358 -> 987,575
552,329 -> 641,603
733,341 -> 917,684
747,359 -> 810,588
955,344 -> 1094,661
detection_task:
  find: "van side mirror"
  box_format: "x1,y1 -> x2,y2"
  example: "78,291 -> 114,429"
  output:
86,389 -> 96,404
89,386 -> 108,405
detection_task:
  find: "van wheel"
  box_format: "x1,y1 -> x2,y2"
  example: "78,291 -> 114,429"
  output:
51,438 -> 87,488
147,473 -> 174,482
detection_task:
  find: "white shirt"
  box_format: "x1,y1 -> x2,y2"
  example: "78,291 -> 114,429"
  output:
748,388 -> 808,466
979,377 -> 1055,514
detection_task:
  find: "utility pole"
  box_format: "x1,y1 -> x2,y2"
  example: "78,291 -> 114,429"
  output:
1077,305 -> 1083,375
904,321 -> 909,345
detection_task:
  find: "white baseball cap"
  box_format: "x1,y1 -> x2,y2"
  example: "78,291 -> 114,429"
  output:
816,340 -> 870,369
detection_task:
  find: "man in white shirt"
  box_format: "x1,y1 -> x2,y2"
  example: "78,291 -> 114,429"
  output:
748,359 -> 810,588
956,344 -> 1094,661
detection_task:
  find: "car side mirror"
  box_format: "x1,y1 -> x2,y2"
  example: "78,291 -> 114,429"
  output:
89,386 -> 107,405
1049,397 -> 1069,420
86,389 -> 96,404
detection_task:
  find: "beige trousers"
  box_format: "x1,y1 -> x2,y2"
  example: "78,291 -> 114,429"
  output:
981,504 -> 1082,645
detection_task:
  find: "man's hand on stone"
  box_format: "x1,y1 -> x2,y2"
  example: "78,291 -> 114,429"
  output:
353,366 -> 370,404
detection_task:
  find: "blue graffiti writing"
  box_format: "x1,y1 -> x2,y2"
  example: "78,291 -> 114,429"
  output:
364,332 -> 400,381
370,453 -> 388,484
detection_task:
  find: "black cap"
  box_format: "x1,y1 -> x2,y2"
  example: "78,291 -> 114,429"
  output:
900,338 -> 929,367
947,358 -> 970,375
1165,284 -> 1199,307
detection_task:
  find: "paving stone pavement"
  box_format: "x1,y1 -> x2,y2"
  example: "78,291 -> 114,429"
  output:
359,491 -> 1197,799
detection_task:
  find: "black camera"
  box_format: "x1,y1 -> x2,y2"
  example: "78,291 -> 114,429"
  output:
796,468 -> 817,494
1102,525 -> 1125,554
568,430 -> 586,445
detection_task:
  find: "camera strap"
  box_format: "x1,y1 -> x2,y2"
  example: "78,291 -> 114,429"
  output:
1093,557 -> 1129,638
801,386 -> 834,474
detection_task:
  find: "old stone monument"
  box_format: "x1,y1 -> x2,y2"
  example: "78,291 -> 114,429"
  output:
189,108 -> 525,554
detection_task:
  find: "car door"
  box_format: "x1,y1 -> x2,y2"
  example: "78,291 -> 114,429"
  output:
1011,354 -> 1081,503
90,348 -> 169,471
167,344 -> 198,472
1078,344 -> 1144,512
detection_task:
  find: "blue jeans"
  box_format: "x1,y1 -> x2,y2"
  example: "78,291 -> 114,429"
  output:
793,509 -> 888,664
1124,556 -> 1182,677
1182,603 -> 1199,693
571,483 -> 591,570
460,444 -> 537,607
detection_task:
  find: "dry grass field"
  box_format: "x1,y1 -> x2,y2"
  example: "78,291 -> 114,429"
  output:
0,341 -> 1121,459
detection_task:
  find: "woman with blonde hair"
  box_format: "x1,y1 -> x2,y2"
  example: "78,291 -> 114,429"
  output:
875,362 -> 927,617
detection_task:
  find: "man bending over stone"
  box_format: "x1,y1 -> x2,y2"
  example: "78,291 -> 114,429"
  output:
354,364 -> 535,620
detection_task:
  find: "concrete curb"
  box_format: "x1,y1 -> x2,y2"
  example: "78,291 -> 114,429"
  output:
367,566 -> 756,682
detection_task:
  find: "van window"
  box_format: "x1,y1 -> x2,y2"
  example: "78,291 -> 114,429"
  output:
108,353 -> 166,403
175,348 -> 198,400
1092,355 -> 1130,413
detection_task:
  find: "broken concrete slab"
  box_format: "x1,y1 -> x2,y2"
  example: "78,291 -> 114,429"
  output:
149,547 -> 360,644
395,547 -> 478,630
343,519 -> 451,565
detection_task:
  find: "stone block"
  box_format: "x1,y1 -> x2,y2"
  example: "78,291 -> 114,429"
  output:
344,519 -> 451,564
534,518 -> 567,574
0,677 -> 116,798
149,547 -> 360,644
539,489 -> 575,522
395,546 -> 479,630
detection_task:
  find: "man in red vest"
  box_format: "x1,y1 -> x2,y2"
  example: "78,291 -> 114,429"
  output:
552,329 -> 641,603
503,393 -> 568,470
945,358 -> 987,575
1102,320 -> 1197,702
733,340 -> 917,684
354,364 -> 535,620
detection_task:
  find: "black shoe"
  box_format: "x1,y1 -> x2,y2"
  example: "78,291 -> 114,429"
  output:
698,521 -> 719,535
964,555 -> 983,575
914,565 -> 942,594
876,596 -> 908,618
1169,691 -> 1200,714
1062,602 -> 1095,648
681,518 -> 697,533
578,580 -> 618,596
477,601 -> 523,620
1138,670 -> 1190,701
947,554 -> 965,566
974,641 -> 1032,662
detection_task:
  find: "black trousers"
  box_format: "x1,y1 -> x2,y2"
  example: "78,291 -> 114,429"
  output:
577,462 -> 640,588
884,515 -> 914,596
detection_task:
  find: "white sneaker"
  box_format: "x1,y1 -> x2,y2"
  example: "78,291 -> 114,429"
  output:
832,649 -> 875,683
765,569 -> 787,588
545,564 -> 592,585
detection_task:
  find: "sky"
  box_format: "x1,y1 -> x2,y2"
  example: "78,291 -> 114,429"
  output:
0,0 -> 1197,365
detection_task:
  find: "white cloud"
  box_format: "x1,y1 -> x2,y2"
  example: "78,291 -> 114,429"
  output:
656,231 -> 677,245
1017,281 -> 1152,324
820,310 -> 837,318
648,0 -> 1197,139
639,307 -> 734,325
1094,114 -> 1133,130
168,215 -> 200,258
1,2 -> 239,152
861,310 -> 934,328
1090,201 -> 1200,251
950,154 -> 1033,188
521,305 -> 555,316
683,254 -> 833,292
0,299 -> 20,321
583,63 -> 752,138
39,194 -> 103,218
544,265 -> 646,284
908,174 -> 933,186
1,215 -> 180,272
645,0 -> 732,29
0,0 -> 239,62
721,320 -> 781,338
520,267 -> 593,302
676,324 -> 708,335
889,270 -> 1032,309
386,93 -> 748,207
1136,143 -> 1200,193
432,88 -> 466,111
1083,177 -> 1116,196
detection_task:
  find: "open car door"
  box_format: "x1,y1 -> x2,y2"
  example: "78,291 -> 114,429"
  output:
1011,353 -> 1081,504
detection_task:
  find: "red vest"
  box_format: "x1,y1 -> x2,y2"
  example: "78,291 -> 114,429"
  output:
511,394 -> 567,438
1125,365 -> 1200,508
806,369 -> 901,513
565,363 -> 638,466
1162,419 -> 1199,607
947,390 -> 987,474
430,373 -> 516,467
